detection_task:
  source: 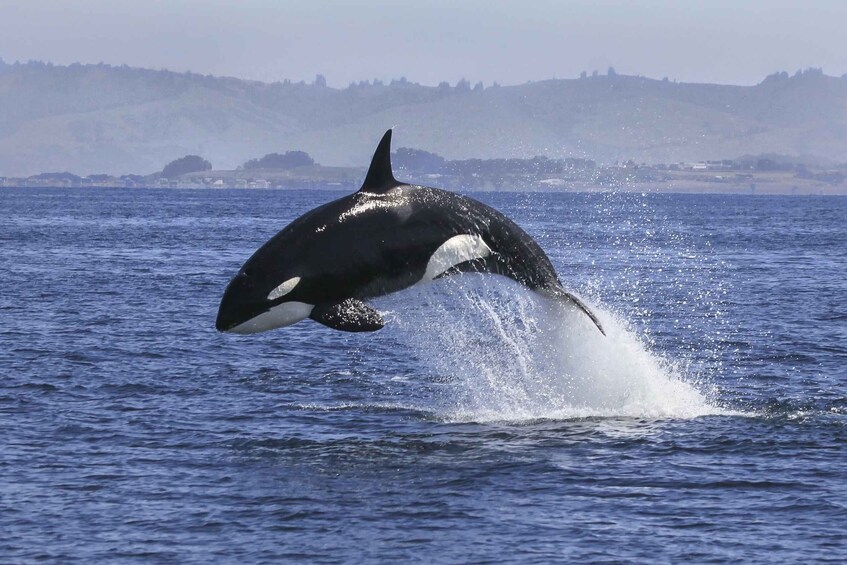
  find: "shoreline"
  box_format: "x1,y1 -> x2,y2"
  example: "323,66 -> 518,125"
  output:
4,165 -> 845,195
3,181 -> 845,196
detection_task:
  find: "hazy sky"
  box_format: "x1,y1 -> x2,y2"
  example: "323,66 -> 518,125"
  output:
1,0 -> 844,87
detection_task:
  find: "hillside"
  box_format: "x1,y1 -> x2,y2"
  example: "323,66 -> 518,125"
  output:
1,60 -> 846,176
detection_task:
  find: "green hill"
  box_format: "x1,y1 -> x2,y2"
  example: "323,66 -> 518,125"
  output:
1,60 -> 845,176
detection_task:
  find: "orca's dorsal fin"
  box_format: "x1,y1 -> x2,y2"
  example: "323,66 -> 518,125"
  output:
359,129 -> 401,194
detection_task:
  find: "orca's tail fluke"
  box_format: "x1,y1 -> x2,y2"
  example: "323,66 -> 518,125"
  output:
540,287 -> 606,336
431,254 -> 606,336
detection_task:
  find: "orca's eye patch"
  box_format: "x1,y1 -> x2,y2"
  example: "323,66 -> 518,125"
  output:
268,277 -> 301,301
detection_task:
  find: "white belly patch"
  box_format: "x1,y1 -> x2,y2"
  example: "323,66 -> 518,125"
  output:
422,234 -> 492,282
229,301 -> 314,334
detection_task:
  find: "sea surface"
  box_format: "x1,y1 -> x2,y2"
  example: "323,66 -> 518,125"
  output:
1,187 -> 845,562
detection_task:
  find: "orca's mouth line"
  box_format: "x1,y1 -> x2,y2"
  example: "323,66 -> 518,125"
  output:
215,306 -> 268,333
218,301 -> 316,334
217,320 -> 240,332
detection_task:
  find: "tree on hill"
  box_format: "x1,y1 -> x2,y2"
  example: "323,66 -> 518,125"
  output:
31,171 -> 81,181
161,155 -> 211,178
241,151 -> 315,170
393,148 -> 445,173
121,174 -> 146,183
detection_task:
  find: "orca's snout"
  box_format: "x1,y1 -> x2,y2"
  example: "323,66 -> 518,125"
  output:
215,305 -> 236,332
216,273 -> 260,332
215,291 -> 239,332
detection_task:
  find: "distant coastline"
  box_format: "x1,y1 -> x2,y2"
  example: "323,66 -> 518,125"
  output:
2,155 -> 845,195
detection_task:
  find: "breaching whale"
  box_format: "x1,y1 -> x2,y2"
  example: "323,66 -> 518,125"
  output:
215,130 -> 604,335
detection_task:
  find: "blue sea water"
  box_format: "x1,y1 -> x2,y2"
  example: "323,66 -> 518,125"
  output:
1,187 -> 845,562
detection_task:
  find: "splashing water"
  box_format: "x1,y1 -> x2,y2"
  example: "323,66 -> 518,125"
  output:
378,276 -> 724,422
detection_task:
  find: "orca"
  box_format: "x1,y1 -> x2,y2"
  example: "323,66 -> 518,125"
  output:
215,130 -> 604,335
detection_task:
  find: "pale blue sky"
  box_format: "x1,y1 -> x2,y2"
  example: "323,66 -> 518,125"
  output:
0,0 -> 844,86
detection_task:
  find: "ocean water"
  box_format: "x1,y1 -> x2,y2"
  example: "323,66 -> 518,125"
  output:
1,187 -> 845,562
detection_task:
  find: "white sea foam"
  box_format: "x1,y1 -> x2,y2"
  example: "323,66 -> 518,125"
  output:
377,276 -> 726,423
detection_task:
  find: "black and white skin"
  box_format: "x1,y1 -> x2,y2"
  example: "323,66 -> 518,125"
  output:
216,130 -> 604,335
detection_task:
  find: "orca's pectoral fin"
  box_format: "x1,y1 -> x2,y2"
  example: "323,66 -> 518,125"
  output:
539,287 -> 606,336
309,299 -> 385,332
